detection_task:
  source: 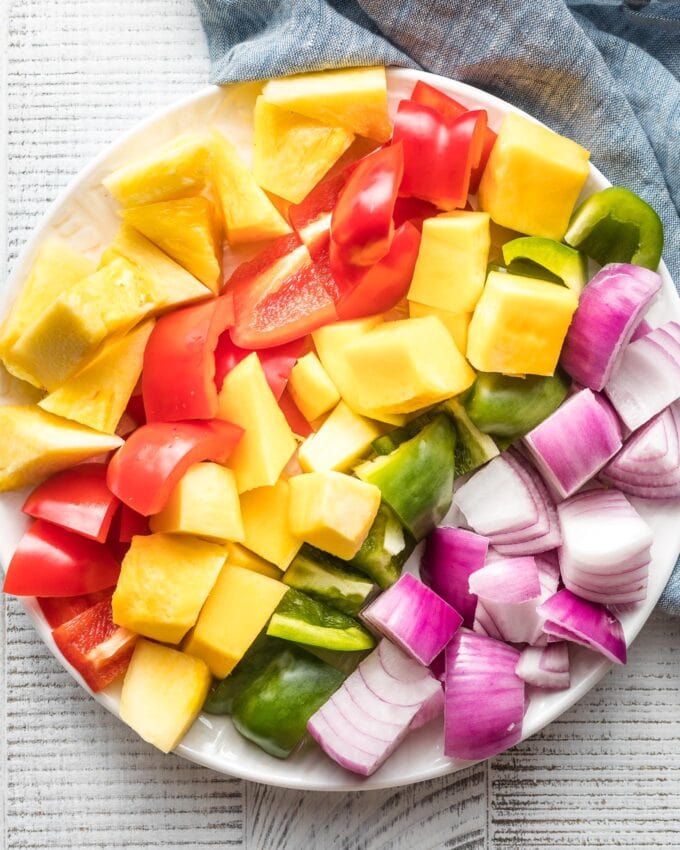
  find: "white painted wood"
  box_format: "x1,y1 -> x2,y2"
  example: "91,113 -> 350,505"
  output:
3,1 -> 680,847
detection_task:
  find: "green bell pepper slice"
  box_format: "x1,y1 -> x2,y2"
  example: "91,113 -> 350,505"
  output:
564,186 -> 663,270
347,500 -> 415,589
203,633 -> 283,715
502,236 -> 588,293
283,545 -> 376,615
371,411 -> 435,456
440,398 -> 499,476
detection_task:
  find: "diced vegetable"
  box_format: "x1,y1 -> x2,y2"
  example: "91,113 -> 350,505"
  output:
37,588 -> 112,629
203,633 -> 282,715
409,683 -> 445,729
239,479 -> 302,570
560,263 -> 662,390
347,501 -> 414,589
440,398 -> 499,476
283,545 -> 376,616
298,401 -> 381,473
371,411 -> 435,457
515,643 -> 570,689
501,236 -> 587,294
289,165 -> 352,258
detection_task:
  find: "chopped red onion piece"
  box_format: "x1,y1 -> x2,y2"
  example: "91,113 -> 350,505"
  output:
409,682 -> 445,730
630,318 -> 652,342
560,263 -> 661,391
516,643 -> 570,689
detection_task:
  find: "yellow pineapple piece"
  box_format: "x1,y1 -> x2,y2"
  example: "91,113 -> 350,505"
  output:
239,479 -> 302,570
103,133 -> 212,207
224,542 -> 282,579
253,97 -> 354,204
120,197 -> 221,292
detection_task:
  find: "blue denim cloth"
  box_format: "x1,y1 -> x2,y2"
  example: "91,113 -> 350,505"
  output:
193,0 -> 680,612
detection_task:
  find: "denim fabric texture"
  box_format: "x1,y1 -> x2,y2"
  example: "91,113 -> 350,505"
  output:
193,0 -> 680,612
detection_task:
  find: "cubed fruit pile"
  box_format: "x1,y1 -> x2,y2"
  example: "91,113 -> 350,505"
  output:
1,67 -> 678,775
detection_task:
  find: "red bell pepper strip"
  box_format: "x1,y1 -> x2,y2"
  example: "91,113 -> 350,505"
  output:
393,100 -> 488,209
331,221 -> 421,320
278,387 -> 314,438
214,334 -> 305,399
3,520 -> 121,597
106,420 -> 243,516
52,592 -> 138,692
229,234 -> 339,349
143,295 -> 233,423
410,81 -> 496,194
22,464 -> 119,544
117,504 -> 150,542
331,144 -> 403,266
38,588 -> 113,629
392,197 -> 439,231
289,166 -> 355,259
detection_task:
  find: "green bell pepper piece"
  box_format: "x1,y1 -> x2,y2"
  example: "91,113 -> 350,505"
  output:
355,414 -> 456,541
231,644 -> 344,758
347,500 -> 415,589
564,186 -> 663,270
371,411 -> 435,456
267,588 -> 375,651
502,236 -> 588,293
283,544 -> 376,615
440,398 -> 500,477
203,633 -> 283,715
462,372 -> 569,441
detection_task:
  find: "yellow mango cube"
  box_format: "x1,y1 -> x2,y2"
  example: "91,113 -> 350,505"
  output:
408,302 -> 471,354
467,271 -> 578,376
408,212 -> 490,314
478,113 -> 590,240
343,316 -> 476,415
218,353 -> 296,493
239,479 -> 302,570
298,401 -> 382,473
253,97 -> 354,204
38,320 -> 154,433
119,639 -> 211,753
211,130 -> 291,245
262,67 -> 391,142
150,462 -> 244,543
112,533 -> 226,644
0,406 -> 123,492
225,542 -> 282,580
183,565 -> 287,678
287,352 -> 340,422
103,133 -> 212,207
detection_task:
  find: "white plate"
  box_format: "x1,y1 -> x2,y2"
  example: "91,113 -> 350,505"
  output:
1,68 -> 679,792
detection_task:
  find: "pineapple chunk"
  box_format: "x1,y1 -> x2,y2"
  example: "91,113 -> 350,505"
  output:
252,97 -> 354,203
239,479 -> 302,570
121,197 -> 221,292
38,320 -> 154,433
0,406 -> 123,492
262,67 -> 391,142
224,542 -> 282,579
112,533 -> 226,644
119,639 -> 211,753
408,302 -> 471,353
287,352 -> 340,422
298,401 -> 382,473
100,224 -> 212,311
183,565 -> 287,678
210,130 -> 291,245
103,133 -> 212,207
150,462 -> 244,543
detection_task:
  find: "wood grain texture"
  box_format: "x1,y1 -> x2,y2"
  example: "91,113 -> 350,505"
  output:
2,2 -> 680,848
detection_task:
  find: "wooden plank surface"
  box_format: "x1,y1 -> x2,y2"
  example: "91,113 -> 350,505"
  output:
2,2 -> 680,847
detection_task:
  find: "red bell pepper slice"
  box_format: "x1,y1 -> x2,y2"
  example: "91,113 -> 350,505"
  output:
392,197 -> 439,231
229,234 -> 339,349
330,144 -> 403,266
410,81 -> 496,194
3,520 -> 121,597
393,100 -> 487,209
52,592 -> 138,692
22,463 -> 119,544
106,420 -> 243,516
331,221 -> 421,320
143,295 -> 233,423
214,334 -> 305,399
289,166 -> 354,259
278,387 -> 314,438
38,588 -> 113,629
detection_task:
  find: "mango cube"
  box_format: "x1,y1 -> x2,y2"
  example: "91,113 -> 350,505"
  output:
408,302 -> 471,354
224,542 -> 282,580
298,401 -> 382,473
211,130 -> 291,245
478,113 -> 590,240
262,67 -> 391,142
0,406 -> 123,492
343,316 -> 476,416
183,565 -> 287,678
112,533 -> 226,644
288,471 -> 381,560
407,212 -> 490,314
150,462 -> 244,543
467,271 -> 578,376
119,639 -> 211,753
38,320 -> 154,433
218,352 -> 296,493
287,352 -> 340,422
239,479 -> 302,570
103,133 -> 212,207
253,97 -> 354,204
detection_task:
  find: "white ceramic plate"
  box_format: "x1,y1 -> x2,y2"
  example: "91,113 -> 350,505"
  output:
1,68 -> 679,792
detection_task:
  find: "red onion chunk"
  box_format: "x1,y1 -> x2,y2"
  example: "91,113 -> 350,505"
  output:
444,630 -> 525,760
516,643 -> 570,689
600,402 -> 680,499
560,263 -> 661,391
537,589 -> 627,664
420,526 -> 489,628
523,389 -> 622,500
409,682 -> 445,730
630,318 -> 652,342
605,320 -> 680,432
361,574 -> 462,665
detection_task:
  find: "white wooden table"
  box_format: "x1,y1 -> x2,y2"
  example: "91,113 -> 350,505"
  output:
2,2 -> 680,847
